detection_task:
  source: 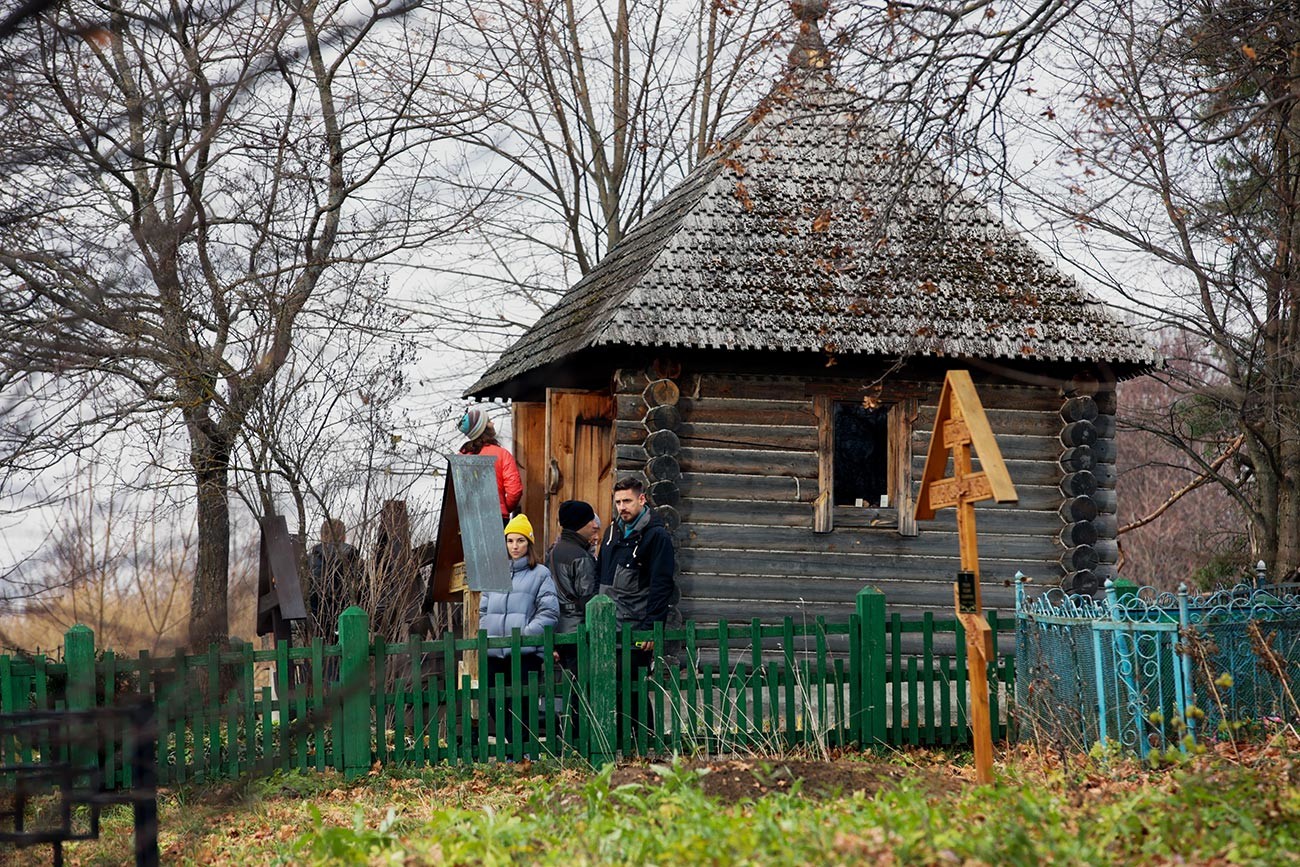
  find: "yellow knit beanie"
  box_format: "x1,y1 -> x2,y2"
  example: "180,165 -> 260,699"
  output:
503,513 -> 534,544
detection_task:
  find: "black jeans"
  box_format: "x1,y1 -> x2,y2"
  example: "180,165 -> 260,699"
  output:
486,653 -> 545,749
618,646 -> 655,753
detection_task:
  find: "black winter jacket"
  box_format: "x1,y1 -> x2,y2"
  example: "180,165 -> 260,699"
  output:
596,508 -> 677,630
546,529 -> 599,632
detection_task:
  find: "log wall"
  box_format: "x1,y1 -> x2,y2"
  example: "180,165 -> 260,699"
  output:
613,368 -> 1067,621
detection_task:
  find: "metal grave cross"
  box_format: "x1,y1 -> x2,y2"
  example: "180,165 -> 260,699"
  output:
914,370 -> 1018,784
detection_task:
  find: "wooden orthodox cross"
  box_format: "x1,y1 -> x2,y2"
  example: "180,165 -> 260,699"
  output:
914,370 -> 1018,784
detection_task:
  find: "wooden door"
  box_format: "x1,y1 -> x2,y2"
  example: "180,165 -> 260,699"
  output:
511,401 -> 546,528
543,389 -> 614,551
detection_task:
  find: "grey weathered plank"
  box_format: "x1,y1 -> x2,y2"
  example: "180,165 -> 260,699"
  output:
617,420 -> 817,451
678,396 -> 817,427
678,423 -> 817,452
908,456 -> 1063,487
911,431 -> 1059,461
676,509 -> 1060,543
678,472 -> 819,503
916,405 -> 1063,437
678,473 -> 1064,510
687,374 -> 1055,412
679,573 -> 1021,608
677,547 -> 1057,581
678,446 -> 819,477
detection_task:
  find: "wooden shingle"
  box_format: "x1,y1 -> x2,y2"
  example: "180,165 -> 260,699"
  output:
468,71 -> 1157,399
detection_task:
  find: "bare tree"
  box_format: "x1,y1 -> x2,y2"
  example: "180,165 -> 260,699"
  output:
1005,0 -> 1300,579
233,271 -> 438,532
429,0 -> 784,324
1117,333 -> 1250,588
0,462 -> 258,654
0,0 -> 482,647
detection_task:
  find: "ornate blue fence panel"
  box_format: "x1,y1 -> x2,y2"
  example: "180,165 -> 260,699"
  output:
1180,585 -> 1300,737
1089,590 -> 1186,756
1015,577 -> 1300,756
1015,590 -> 1104,750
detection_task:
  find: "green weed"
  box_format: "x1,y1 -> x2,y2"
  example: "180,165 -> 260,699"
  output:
285,803 -> 405,865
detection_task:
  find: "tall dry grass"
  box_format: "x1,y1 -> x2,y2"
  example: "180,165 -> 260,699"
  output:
0,490 -> 259,657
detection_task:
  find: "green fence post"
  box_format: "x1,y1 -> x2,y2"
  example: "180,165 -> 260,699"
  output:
337,606 -> 371,781
0,654 -> 14,714
64,624 -> 96,778
855,588 -> 887,747
585,595 -> 617,766
65,625 -> 96,711
0,654 -> 13,768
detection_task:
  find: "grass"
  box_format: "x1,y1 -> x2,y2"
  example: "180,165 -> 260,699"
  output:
7,741 -> 1300,865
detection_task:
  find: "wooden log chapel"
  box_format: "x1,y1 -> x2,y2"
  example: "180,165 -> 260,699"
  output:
464,4 -> 1159,621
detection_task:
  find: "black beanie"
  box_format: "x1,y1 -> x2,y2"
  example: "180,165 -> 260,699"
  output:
558,500 -> 596,531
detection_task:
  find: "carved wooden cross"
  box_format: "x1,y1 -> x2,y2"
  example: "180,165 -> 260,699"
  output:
915,370 -> 1018,784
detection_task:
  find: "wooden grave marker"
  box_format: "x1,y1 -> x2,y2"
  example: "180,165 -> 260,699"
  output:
914,370 -> 1018,784
255,514 -> 308,642
374,500 -> 424,624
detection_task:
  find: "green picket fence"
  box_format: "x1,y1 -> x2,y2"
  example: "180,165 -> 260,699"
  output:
0,589 -> 1014,786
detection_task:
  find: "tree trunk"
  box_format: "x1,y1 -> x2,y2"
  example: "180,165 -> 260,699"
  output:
189,436 -> 232,649
1276,437 -> 1300,580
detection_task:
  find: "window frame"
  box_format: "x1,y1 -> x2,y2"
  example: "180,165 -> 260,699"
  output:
812,393 -> 917,536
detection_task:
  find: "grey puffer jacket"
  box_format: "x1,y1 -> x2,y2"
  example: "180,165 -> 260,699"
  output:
479,557 -> 560,657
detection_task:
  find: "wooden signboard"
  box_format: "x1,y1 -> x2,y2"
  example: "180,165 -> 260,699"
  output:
255,514 -> 308,639
914,370 -> 1018,784
424,455 -> 512,695
428,454 -> 512,601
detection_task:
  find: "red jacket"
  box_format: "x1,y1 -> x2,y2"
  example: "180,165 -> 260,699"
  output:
461,443 -> 523,518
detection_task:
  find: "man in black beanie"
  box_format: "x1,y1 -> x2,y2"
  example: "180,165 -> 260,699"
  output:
548,499 -> 600,639
547,500 -> 600,736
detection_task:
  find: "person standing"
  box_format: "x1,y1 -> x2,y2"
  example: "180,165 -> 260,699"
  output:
306,518 -> 362,642
546,500 -> 600,741
547,500 -> 601,641
480,514 -> 559,747
597,478 -> 677,749
597,476 -> 678,671
457,407 -> 523,522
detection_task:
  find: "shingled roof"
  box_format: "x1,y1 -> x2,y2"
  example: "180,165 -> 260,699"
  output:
467,68 -> 1158,399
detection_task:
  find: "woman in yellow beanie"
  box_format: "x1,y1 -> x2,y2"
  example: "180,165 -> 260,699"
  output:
480,514 -> 559,750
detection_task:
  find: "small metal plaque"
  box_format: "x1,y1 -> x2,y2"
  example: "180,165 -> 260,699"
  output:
956,570 -> 979,614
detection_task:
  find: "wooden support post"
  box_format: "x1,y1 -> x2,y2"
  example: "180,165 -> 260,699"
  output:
0,654 -> 13,717
65,624 -> 96,712
955,578 -> 994,784
586,595 -> 617,766
337,606 -> 371,781
451,563 -> 481,691
854,588 -> 887,747
461,590 -> 481,679
953,436 -> 995,785
65,624 -> 96,780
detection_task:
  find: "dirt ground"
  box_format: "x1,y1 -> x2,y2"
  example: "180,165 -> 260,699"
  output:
609,755 -> 958,804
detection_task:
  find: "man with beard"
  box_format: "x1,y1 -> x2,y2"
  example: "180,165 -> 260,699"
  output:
597,477 -> 678,749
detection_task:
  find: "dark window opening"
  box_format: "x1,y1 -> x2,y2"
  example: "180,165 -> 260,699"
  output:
833,401 -> 889,507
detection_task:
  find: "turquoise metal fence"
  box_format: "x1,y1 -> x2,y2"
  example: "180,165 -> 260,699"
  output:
1016,577 -> 1300,756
